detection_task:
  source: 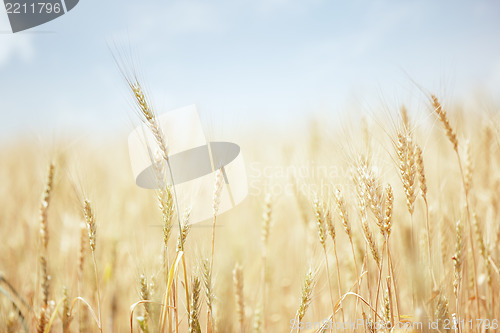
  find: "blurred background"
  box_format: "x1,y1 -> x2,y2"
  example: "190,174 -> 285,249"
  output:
1,0 -> 499,142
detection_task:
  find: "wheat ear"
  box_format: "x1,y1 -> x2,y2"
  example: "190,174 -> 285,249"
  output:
430,96 -> 480,319
313,197 -> 335,323
260,194 -> 272,330
202,259 -> 215,333
294,268 -> 317,333
83,200 -> 102,332
36,255 -> 50,333
415,145 -> 436,288
233,263 -> 245,332
325,202 -> 345,323
39,162 -> 54,252
130,81 -> 169,162
210,169 -> 224,272
189,276 -> 201,333
37,162 -> 54,333
452,219 -> 464,331
334,187 -> 362,319
138,275 -> 151,333
430,95 -> 458,151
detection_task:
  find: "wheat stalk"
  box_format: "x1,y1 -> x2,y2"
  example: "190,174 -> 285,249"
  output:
36,255 -> 50,333
138,275 -> 150,333
359,201 -> 380,268
430,95 -> 458,151
453,219 -> 464,333
333,187 -> 362,320
211,169 -> 224,272
464,140 -> 472,194
260,194 -> 272,331
189,276 -> 201,333
158,187 -> 175,249
324,201 -> 345,323
83,200 -> 102,332
77,222 -> 86,333
202,259 -> 215,333
39,162 -> 54,253
62,287 -> 71,333
312,196 -> 335,323
129,81 -> 169,163
396,131 -> 417,217
294,268 -> 317,333
37,162 -> 54,333
233,263 -> 245,332
252,306 -> 262,333
415,145 -> 436,288
430,95 -> 481,320
176,208 -> 192,253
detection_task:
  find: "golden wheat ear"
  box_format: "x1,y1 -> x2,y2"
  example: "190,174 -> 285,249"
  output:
36,162 -> 55,333
82,200 -> 103,332
137,274 -> 151,332
295,268 -> 317,327
430,95 -> 458,152
189,275 -> 202,333
233,263 -> 245,332
201,258 -> 215,333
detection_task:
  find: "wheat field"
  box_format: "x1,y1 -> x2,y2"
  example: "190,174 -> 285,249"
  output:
1,91 -> 499,332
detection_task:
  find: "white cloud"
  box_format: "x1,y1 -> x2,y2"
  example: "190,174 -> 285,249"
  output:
0,7 -> 34,68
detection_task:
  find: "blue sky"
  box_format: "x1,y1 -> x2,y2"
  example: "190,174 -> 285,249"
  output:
1,0 -> 499,140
